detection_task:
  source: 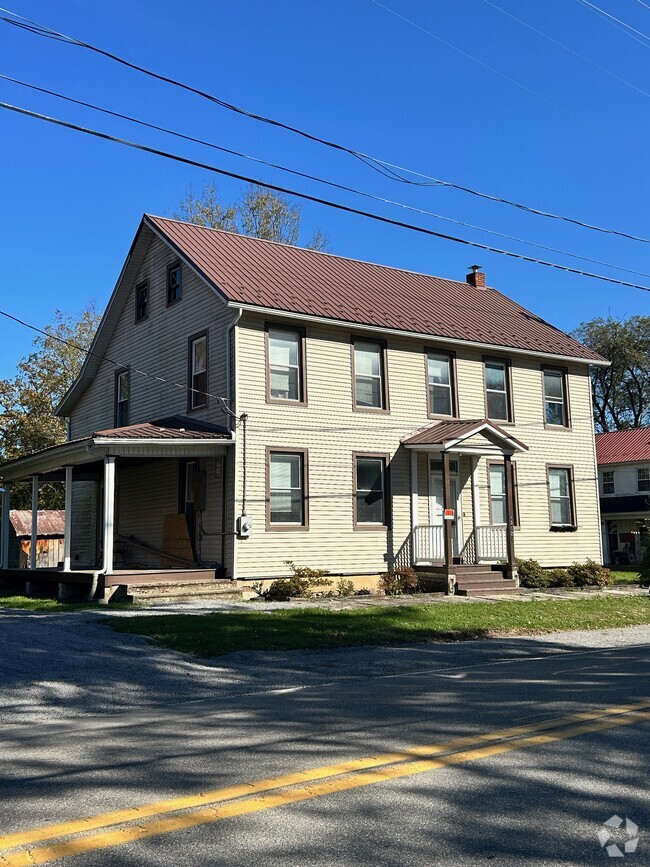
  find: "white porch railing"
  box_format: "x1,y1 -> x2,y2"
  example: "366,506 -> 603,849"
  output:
413,525 -> 445,563
475,525 -> 507,561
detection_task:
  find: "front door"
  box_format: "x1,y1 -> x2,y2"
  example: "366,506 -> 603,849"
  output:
429,464 -> 462,557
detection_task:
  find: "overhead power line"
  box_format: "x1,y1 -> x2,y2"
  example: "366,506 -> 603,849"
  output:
1,5 -> 649,245
3,73 -> 648,280
576,0 -> 650,45
2,98 -> 650,295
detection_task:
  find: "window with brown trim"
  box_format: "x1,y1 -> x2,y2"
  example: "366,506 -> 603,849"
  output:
542,367 -> 569,427
188,332 -> 208,410
114,369 -> 130,427
267,449 -> 308,528
352,339 -> 388,411
167,261 -> 182,305
135,280 -> 149,322
354,454 -> 390,527
484,358 -> 512,421
547,465 -> 577,529
487,461 -> 520,528
266,325 -> 306,403
426,350 -> 456,417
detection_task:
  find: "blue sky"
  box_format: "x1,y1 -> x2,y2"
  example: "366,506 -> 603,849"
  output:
1,0 -> 649,379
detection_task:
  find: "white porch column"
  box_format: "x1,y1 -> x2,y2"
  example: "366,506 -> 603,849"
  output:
30,475 -> 39,570
471,457 -> 481,562
102,457 -> 116,574
0,483 -> 11,569
63,465 -> 73,572
410,450 -> 419,563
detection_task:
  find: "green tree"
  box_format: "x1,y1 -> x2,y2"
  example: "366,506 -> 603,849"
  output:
0,305 -> 101,507
573,316 -> 650,432
174,182 -> 330,251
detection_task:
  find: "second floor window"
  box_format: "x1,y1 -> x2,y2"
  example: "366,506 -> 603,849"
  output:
188,333 -> 207,410
543,368 -> 568,426
353,340 -> 387,410
638,468 -> 650,493
484,359 -> 511,421
267,327 -> 305,402
602,470 -> 615,495
167,262 -> 182,305
427,352 -> 455,417
135,280 -> 148,321
548,466 -> 576,528
115,369 -> 129,427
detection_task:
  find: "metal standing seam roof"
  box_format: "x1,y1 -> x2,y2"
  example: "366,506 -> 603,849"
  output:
401,418 -> 528,450
93,416 -> 231,440
595,428 -> 650,464
10,510 -> 65,537
145,215 -> 606,364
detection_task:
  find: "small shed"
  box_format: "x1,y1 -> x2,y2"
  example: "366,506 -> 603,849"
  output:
9,510 -> 66,568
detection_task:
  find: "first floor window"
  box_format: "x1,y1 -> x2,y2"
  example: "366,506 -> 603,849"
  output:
543,368 -> 568,427
355,455 -> 388,526
189,333 -> 207,409
268,451 -> 306,526
602,470 -> 615,495
268,327 -> 304,402
488,462 -> 519,527
548,466 -> 575,528
353,340 -> 387,410
115,369 -> 130,427
427,352 -> 455,416
638,468 -> 650,493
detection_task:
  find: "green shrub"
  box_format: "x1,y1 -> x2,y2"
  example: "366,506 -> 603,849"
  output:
566,560 -> 612,588
264,561 -> 333,600
546,568 -> 572,587
517,559 -> 550,588
379,567 -> 420,596
336,579 -> 355,597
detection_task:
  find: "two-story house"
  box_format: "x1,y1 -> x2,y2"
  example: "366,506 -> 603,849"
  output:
596,428 -> 650,566
0,215 -> 607,599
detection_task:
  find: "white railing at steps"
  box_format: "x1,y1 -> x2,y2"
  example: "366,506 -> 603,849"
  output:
476,525 -> 507,561
413,525 -> 445,563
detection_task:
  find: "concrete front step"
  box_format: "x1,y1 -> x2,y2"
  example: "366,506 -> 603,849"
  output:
456,580 -> 520,596
459,587 -> 525,596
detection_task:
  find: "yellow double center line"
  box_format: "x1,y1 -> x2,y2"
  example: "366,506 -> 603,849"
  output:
1,699 -> 648,866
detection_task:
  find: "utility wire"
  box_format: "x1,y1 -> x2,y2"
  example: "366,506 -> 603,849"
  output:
3,99 -> 650,294
1,5 -> 650,245
575,0 -> 650,45
3,73 -> 648,280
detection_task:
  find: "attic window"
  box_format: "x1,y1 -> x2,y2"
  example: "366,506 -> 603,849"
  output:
167,262 -> 182,305
135,280 -> 149,322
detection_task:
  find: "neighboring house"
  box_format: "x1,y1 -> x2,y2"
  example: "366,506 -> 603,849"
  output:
0,216 -> 607,597
8,510 -> 65,569
596,428 -> 650,566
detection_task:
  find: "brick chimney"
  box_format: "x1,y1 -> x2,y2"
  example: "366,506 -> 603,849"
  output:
466,265 -> 485,288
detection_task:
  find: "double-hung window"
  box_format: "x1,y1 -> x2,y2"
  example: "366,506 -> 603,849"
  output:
114,369 -> 130,427
135,280 -> 148,322
427,351 -> 455,417
267,450 -> 307,527
602,470 -> 615,495
488,462 -> 519,527
354,455 -> 389,527
267,326 -> 305,403
188,332 -> 208,410
638,468 -> 650,493
167,262 -> 182,305
543,368 -> 569,427
548,466 -> 576,529
353,340 -> 387,410
484,359 -> 511,421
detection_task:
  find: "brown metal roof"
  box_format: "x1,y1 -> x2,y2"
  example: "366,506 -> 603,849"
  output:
10,510 -> 65,537
596,427 -> 650,464
145,215 -> 605,363
401,418 -> 528,451
93,416 -> 230,440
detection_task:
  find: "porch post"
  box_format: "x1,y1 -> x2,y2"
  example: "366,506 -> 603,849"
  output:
102,457 -> 116,574
30,475 -> 39,570
442,451 -> 452,568
504,454 -> 516,569
0,482 -> 11,569
63,465 -> 73,572
471,456 -> 481,563
410,450 -> 418,564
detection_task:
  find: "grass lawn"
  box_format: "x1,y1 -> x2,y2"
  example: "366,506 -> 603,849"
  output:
108,596 -> 650,658
0,592 -> 93,612
610,570 -> 643,586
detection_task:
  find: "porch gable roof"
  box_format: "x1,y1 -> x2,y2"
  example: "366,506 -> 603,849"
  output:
400,418 -> 528,453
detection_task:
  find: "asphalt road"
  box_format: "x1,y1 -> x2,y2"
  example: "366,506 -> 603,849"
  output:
0,613 -> 648,866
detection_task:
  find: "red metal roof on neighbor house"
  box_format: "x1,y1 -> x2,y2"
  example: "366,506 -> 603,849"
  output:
401,418 -> 528,450
146,215 -> 605,363
93,416 -> 230,440
10,510 -> 65,537
596,428 -> 650,464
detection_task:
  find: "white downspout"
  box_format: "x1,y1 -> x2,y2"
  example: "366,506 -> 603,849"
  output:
227,309 -> 242,582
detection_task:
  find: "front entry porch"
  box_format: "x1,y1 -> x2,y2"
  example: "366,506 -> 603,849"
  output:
399,419 -> 528,594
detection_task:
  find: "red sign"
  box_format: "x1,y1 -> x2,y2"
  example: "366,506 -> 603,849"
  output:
443,508 -> 455,520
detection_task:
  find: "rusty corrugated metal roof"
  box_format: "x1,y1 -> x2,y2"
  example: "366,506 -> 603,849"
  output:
93,416 -> 230,440
596,428 -> 650,464
401,418 -> 528,450
10,510 -> 65,537
145,215 -> 605,363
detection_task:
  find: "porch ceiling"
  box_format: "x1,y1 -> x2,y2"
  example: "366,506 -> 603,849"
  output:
401,418 -> 528,455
